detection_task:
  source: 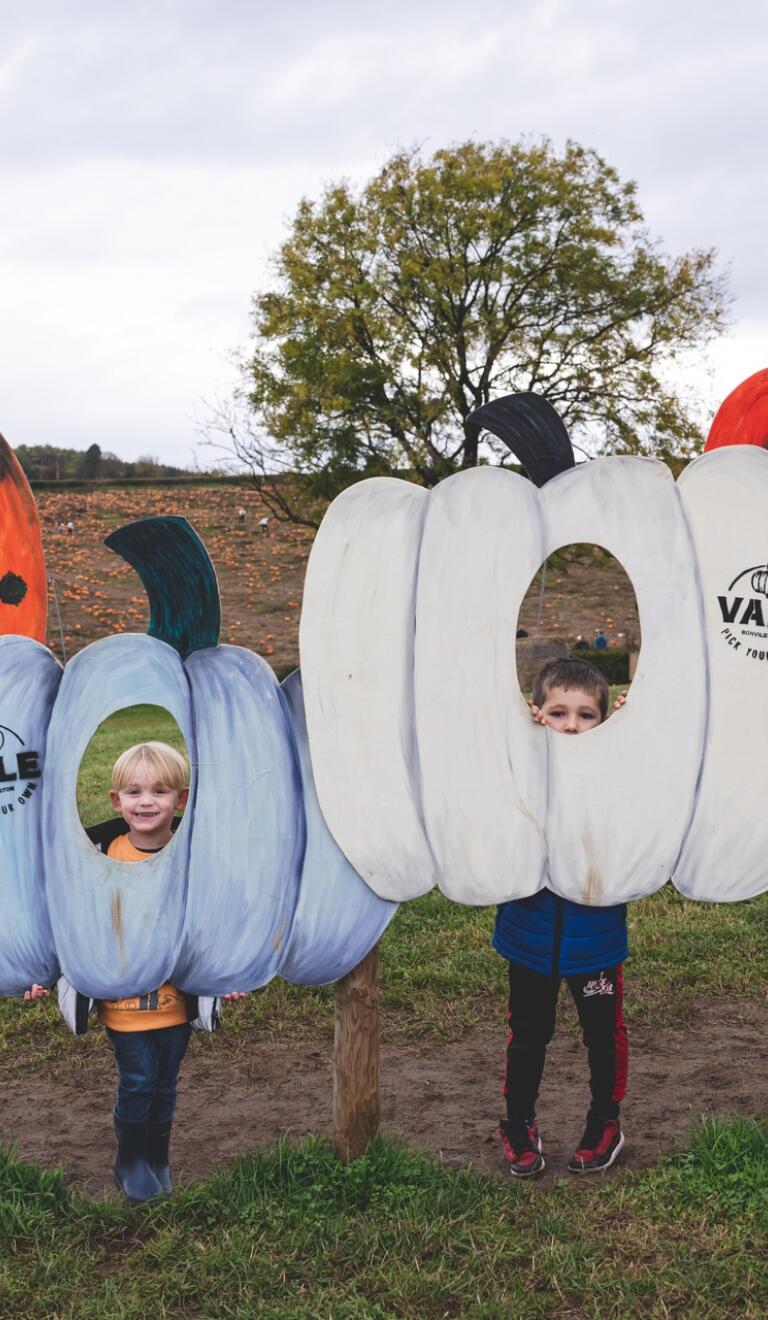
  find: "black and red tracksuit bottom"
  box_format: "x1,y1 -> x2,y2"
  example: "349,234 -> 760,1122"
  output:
503,962 -> 628,1122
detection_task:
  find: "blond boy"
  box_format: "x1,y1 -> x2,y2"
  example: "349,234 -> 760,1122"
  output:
28,741 -> 244,1202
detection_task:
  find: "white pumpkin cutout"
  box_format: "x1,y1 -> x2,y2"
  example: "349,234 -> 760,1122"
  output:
300,445 -> 768,907
674,447 -> 768,901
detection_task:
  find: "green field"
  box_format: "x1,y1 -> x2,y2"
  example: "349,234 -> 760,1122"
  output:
2,708 -> 768,1316
2,1120 -> 767,1318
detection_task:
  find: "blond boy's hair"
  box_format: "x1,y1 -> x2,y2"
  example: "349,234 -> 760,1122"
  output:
111,741 -> 189,793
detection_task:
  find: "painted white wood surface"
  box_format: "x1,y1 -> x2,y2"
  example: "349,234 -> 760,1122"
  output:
300,477 -> 437,899
674,447 -> 768,900
278,670 -> 398,985
301,456 -> 718,907
0,637 -> 62,993
541,458 -> 707,903
414,467 -> 548,903
44,634 -> 194,999
170,645 -> 304,994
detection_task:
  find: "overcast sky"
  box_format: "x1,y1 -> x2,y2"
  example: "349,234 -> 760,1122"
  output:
2,0 -> 767,467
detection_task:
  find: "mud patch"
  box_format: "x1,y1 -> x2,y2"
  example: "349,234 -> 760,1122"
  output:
1,998 -> 766,1195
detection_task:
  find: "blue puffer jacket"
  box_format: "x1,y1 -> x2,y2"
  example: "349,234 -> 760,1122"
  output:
493,888 -> 628,977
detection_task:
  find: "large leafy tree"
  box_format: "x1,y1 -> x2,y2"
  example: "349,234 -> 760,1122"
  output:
222,139 -> 728,522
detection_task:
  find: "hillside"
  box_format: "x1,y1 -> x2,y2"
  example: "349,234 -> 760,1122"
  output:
37,485 -> 640,670
38,485 -> 311,673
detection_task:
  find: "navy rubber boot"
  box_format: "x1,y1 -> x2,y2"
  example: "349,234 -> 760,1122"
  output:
113,1111 -> 163,1203
147,1119 -> 173,1194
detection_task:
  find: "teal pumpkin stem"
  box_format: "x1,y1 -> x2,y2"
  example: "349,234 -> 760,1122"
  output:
105,517 -> 221,658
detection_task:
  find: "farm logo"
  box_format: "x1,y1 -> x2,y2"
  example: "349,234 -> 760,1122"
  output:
717,564 -> 768,662
0,723 -> 41,821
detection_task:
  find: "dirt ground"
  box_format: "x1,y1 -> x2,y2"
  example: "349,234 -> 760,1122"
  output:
2,997 -> 765,1195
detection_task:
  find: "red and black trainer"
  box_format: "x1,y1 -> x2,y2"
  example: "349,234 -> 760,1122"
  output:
498,1117 -> 545,1177
567,1117 -> 624,1173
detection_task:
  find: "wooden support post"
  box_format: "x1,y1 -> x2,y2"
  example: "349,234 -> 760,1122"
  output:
333,943 -> 380,1162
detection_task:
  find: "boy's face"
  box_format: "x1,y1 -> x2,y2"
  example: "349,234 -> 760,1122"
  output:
110,768 -> 188,845
539,684 -> 603,735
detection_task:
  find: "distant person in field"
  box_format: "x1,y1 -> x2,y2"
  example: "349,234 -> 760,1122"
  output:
25,741 -> 246,1203
572,635 -> 589,650
237,506 -> 246,523
593,629 -> 608,649
494,658 -> 628,1177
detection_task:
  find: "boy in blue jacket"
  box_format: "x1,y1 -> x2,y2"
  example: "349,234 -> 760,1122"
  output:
494,658 -> 628,1177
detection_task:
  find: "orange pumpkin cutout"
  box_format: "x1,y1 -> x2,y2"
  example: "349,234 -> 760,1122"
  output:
705,368 -> 768,452
0,435 -> 47,643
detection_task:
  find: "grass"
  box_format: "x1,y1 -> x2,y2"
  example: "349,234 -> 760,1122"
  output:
1,1118 -> 767,1318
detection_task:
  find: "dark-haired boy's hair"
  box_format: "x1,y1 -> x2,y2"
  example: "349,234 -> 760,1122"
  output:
532,657 -> 609,721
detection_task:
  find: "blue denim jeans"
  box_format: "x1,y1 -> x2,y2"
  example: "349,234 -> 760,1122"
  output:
107,1023 -> 192,1124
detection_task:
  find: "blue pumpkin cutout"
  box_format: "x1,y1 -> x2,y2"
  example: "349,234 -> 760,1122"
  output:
0,505 -> 396,1001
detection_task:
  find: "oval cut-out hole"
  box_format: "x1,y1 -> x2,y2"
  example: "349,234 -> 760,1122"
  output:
516,544 -> 641,729
77,703 -> 189,833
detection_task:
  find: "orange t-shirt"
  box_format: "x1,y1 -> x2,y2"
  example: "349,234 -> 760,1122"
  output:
97,832 -> 188,1032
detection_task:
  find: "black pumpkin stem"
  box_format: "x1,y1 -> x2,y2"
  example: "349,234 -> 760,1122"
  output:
467,392 -> 575,489
105,516 -> 221,659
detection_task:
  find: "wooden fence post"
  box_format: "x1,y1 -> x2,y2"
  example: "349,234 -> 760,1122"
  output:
333,942 -> 380,1161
